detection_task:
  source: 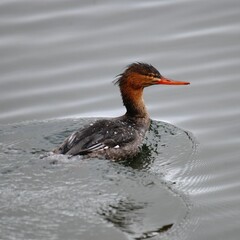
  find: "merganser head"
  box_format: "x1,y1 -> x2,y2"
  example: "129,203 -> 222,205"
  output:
115,62 -> 190,88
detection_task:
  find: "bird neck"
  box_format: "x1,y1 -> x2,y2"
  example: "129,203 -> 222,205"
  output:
120,86 -> 148,118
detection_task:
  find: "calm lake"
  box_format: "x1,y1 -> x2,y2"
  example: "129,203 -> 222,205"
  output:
1,0 -> 240,240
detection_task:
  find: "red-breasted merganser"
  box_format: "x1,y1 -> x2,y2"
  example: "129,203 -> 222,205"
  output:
53,63 -> 189,160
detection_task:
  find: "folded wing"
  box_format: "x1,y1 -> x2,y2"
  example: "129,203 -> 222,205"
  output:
53,119 -> 136,156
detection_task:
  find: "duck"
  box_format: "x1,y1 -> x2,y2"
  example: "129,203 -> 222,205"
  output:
53,62 -> 189,160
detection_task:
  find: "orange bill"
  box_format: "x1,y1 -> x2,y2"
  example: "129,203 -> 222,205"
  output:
157,76 -> 190,85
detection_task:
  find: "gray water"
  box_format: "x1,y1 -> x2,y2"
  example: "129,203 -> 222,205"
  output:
1,0 -> 240,240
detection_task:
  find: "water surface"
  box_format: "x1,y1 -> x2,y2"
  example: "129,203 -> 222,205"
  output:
0,119 -> 196,240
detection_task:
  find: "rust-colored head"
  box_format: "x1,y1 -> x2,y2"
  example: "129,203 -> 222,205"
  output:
115,62 -> 190,88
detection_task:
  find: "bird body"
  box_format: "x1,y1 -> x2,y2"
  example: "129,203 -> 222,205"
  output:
53,63 -> 189,160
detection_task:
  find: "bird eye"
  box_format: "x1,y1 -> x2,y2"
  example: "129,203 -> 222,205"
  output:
148,73 -> 155,78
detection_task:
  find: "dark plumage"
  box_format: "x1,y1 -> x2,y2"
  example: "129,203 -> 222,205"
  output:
53,117 -> 147,160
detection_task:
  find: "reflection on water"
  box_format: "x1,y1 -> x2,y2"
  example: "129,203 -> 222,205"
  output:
0,119 -> 195,240
99,197 -> 173,239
